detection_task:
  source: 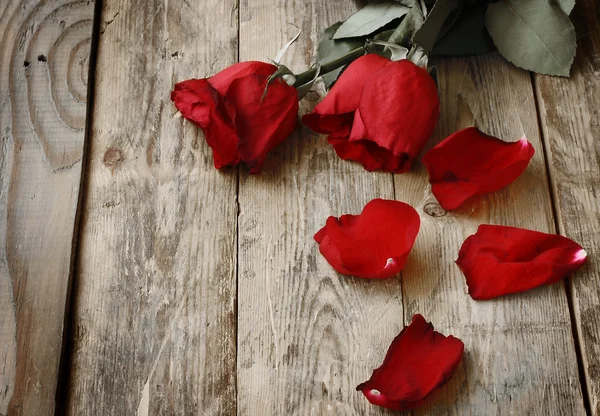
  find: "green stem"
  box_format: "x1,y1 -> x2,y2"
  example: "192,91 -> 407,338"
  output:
406,44 -> 417,60
293,45 -> 367,87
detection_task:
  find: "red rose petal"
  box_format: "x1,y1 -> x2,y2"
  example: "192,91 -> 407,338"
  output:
208,61 -> 276,95
329,137 -> 411,173
423,127 -> 535,210
357,314 -> 464,410
326,109 -> 410,172
348,108 -> 368,142
457,225 -> 587,300
225,74 -> 298,173
171,79 -> 240,168
302,54 -> 389,133
314,199 -> 420,279
359,60 -> 439,169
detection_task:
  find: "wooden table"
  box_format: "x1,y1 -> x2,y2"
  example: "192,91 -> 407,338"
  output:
1,0 -> 598,414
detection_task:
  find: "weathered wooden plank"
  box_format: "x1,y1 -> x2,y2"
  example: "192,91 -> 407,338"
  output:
0,0 -> 94,414
66,0 -> 238,414
237,1 -> 405,414
535,0 -> 600,412
393,54 -> 586,414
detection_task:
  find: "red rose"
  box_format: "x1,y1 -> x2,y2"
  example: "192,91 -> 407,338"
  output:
357,314 -> 464,410
457,225 -> 587,300
303,54 -> 439,173
314,198 -> 420,279
171,61 -> 299,173
423,127 -> 535,210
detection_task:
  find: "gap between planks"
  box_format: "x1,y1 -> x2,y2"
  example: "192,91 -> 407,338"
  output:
531,72 -> 593,416
56,0 -> 104,412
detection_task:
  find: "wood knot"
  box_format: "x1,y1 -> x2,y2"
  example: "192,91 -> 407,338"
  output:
424,202 -> 446,217
103,147 -> 124,167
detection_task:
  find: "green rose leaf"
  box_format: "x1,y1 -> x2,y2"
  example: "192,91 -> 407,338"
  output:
373,28 -> 397,41
432,2 -> 495,56
554,0 -> 575,15
413,0 -> 462,52
317,22 -> 364,88
485,0 -> 576,76
333,2 -> 410,40
423,0 -> 437,10
387,0 -> 425,47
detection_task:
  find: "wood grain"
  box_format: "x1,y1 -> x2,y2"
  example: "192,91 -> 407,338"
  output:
237,1 -> 406,414
535,0 -> 600,412
66,0 -> 239,414
393,54 -> 586,414
0,0 -> 93,414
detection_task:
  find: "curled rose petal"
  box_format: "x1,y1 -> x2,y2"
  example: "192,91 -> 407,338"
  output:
171,61 -> 298,173
423,127 -> 535,210
457,225 -> 587,300
357,314 -> 464,410
314,199 -> 420,279
225,73 -> 298,171
303,55 -> 439,173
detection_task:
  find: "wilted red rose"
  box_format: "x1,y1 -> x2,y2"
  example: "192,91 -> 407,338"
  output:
357,314 -> 464,410
314,198 -> 420,279
423,127 -> 535,210
303,55 -> 439,173
457,225 -> 587,300
171,61 -> 298,173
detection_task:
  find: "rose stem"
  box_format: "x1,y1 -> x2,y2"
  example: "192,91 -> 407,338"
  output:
292,45 -> 366,88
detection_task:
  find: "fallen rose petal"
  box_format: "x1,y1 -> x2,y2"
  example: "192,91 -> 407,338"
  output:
423,127 -> 535,210
357,314 -> 464,410
314,199 -> 420,279
457,225 -> 587,300
171,61 -> 298,173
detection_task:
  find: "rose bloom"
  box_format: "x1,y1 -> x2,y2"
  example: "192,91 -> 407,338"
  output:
303,54 -> 439,173
171,61 -> 298,173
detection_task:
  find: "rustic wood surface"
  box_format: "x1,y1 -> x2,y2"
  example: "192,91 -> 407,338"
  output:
535,0 -> 600,413
237,1 -> 402,415
394,53 -> 585,415
0,0 -> 597,414
0,0 -> 94,414
65,0 -> 238,414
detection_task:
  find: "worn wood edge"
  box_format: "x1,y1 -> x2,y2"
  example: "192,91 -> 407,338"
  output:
394,52 -> 586,415
236,1 -> 404,414
531,0 -> 600,411
55,0 -> 102,411
0,0 -> 95,413
532,73 -> 593,416
65,0 -> 240,413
